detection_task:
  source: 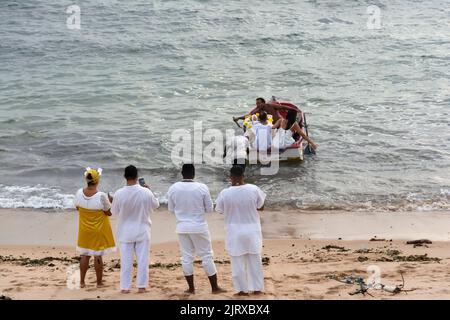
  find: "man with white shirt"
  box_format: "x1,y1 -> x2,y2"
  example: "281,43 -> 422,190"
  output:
111,165 -> 159,293
215,165 -> 266,296
252,111 -> 273,150
223,134 -> 249,171
167,164 -> 225,294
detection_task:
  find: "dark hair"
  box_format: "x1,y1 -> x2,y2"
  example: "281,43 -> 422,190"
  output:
259,111 -> 268,122
181,163 -> 195,179
285,109 -> 297,130
124,165 -> 138,180
230,165 -> 244,177
86,173 -> 96,186
256,97 -> 266,104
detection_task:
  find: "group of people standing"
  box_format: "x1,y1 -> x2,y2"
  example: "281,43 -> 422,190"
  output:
74,164 -> 266,296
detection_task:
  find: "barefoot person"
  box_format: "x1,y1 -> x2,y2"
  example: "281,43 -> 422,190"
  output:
111,165 -> 159,293
215,166 -> 266,295
167,164 -> 225,294
74,168 -> 116,288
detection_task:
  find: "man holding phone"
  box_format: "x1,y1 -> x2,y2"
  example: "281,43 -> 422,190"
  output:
111,165 -> 159,293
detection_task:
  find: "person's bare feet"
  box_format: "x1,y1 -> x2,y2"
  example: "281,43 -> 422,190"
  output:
212,287 -> 227,294
96,281 -> 105,288
121,289 -> 130,294
80,282 -> 86,288
234,291 -> 249,296
252,291 -> 263,295
138,288 -> 147,293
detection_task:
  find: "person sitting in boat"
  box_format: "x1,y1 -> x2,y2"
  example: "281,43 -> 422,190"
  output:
233,97 -> 302,125
251,111 -> 273,151
272,109 -> 317,150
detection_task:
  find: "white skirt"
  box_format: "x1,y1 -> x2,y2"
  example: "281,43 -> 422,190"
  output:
76,246 -> 117,256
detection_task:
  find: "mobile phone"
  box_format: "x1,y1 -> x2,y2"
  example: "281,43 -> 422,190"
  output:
138,177 -> 145,187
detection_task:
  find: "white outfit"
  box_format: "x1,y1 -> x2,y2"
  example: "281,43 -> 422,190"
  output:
178,232 -> 216,276
230,254 -> 264,292
119,240 -> 150,290
252,123 -> 272,150
215,184 -> 266,292
273,127 -> 295,149
74,189 -> 116,256
168,181 -> 217,277
167,181 -> 213,233
225,135 -> 249,165
111,184 -> 159,243
111,184 -> 159,290
74,189 -> 111,212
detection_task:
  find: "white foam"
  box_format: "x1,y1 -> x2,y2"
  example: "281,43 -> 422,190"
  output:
0,184 -> 169,210
0,184 -> 75,209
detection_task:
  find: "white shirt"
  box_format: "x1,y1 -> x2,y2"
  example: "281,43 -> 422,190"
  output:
225,135 -> 249,163
215,184 -> 266,256
167,181 -> 213,233
74,189 -> 111,211
111,184 -> 159,243
252,123 -> 272,150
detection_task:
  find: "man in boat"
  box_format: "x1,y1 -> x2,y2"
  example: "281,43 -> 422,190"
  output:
232,97 -> 302,126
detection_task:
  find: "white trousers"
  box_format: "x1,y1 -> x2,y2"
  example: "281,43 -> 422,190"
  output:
178,231 -> 217,277
119,240 -> 150,290
230,253 -> 264,293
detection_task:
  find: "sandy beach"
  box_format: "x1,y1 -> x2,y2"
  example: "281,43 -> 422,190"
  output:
1,208 -> 449,300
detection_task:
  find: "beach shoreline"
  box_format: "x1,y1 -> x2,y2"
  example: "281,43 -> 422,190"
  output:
1,208 -> 449,300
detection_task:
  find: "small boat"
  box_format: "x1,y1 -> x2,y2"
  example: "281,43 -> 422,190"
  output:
240,98 -> 311,163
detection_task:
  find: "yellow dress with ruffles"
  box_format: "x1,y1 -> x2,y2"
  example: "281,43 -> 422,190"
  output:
77,207 -> 116,256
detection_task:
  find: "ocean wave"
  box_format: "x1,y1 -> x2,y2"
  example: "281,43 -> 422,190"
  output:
0,185 -> 74,210
0,184 -> 448,213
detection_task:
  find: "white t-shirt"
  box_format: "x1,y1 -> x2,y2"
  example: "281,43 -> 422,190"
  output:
215,184 -> 266,256
167,181 -> 213,233
225,136 -> 249,163
111,184 -> 159,243
74,189 -> 111,211
252,123 -> 272,150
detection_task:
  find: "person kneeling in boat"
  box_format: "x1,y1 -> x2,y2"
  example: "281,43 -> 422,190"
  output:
272,109 -> 317,150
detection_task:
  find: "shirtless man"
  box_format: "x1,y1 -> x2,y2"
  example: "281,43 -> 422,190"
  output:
232,97 -> 301,126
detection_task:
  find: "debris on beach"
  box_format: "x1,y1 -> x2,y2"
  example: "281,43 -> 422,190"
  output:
357,256 -> 369,262
406,239 -> 432,248
322,245 -> 350,252
262,257 -> 270,265
406,239 -> 432,245
0,255 -> 78,266
326,271 -> 416,296
370,237 -> 386,242
354,248 -> 373,254
377,251 -> 440,262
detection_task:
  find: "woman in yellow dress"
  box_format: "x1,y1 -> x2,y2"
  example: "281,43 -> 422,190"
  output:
74,168 -> 116,288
